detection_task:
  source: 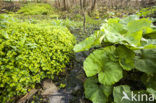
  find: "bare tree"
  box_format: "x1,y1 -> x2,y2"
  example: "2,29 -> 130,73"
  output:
83,0 -> 86,9
91,0 -> 96,11
66,0 -> 70,10
63,0 -> 66,10
80,0 -> 83,9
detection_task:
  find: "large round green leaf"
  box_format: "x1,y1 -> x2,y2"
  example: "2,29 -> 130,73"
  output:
113,85 -> 132,103
144,30 -> 156,39
142,74 -> 156,90
84,46 -> 123,85
100,21 -> 127,44
119,15 -> 139,25
84,77 -> 112,103
73,32 -> 102,52
141,39 -> 156,49
147,88 -> 156,99
98,62 -> 123,85
127,18 -> 152,34
117,45 -> 135,71
135,49 -> 156,74
113,85 -> 152,103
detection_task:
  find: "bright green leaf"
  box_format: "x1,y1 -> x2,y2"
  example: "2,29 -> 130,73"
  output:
142,74 -> 156,90
73,32 -> 102,52
84,77 -> 112,103
117,45 -> 135,71
84,46 -> 123,85
147,88 -> 156,99
113,85 -> 132,103
135,49 -> 156,74
98,61 -> 123,85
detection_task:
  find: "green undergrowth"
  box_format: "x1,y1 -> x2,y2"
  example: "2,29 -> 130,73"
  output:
17,3 -> 59,17
138,6 -> 156,17
14,13 -> 102,41
0,14 -> 75,103
74,15 -> 156,103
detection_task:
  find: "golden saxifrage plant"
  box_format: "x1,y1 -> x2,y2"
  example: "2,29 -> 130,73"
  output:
0,15 -> 75,102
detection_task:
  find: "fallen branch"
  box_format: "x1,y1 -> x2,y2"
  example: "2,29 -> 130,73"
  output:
17,89 -> 38,103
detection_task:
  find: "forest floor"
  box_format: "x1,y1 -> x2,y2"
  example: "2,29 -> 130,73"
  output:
0,3 -> 156,103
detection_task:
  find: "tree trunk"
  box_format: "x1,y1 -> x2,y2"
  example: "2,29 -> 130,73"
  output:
80,0 -> 82,9
63,0 -> 66,10
23,0 -> 27,3
83,0 -> 86,9
66,0 -> 70,10
58,0 -> 60,8
83,9 -> 86,33
91,0 -> 96,11
141,0 -> 147,7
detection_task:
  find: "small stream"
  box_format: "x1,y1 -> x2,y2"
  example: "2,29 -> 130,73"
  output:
27,24 -> 100,103
48,26 -> 100,103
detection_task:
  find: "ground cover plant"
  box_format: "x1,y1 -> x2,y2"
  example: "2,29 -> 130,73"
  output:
74,15 -> 156,103
17,3 -> 55,15
0,14 -> 75,102
138,6 -> 156,17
